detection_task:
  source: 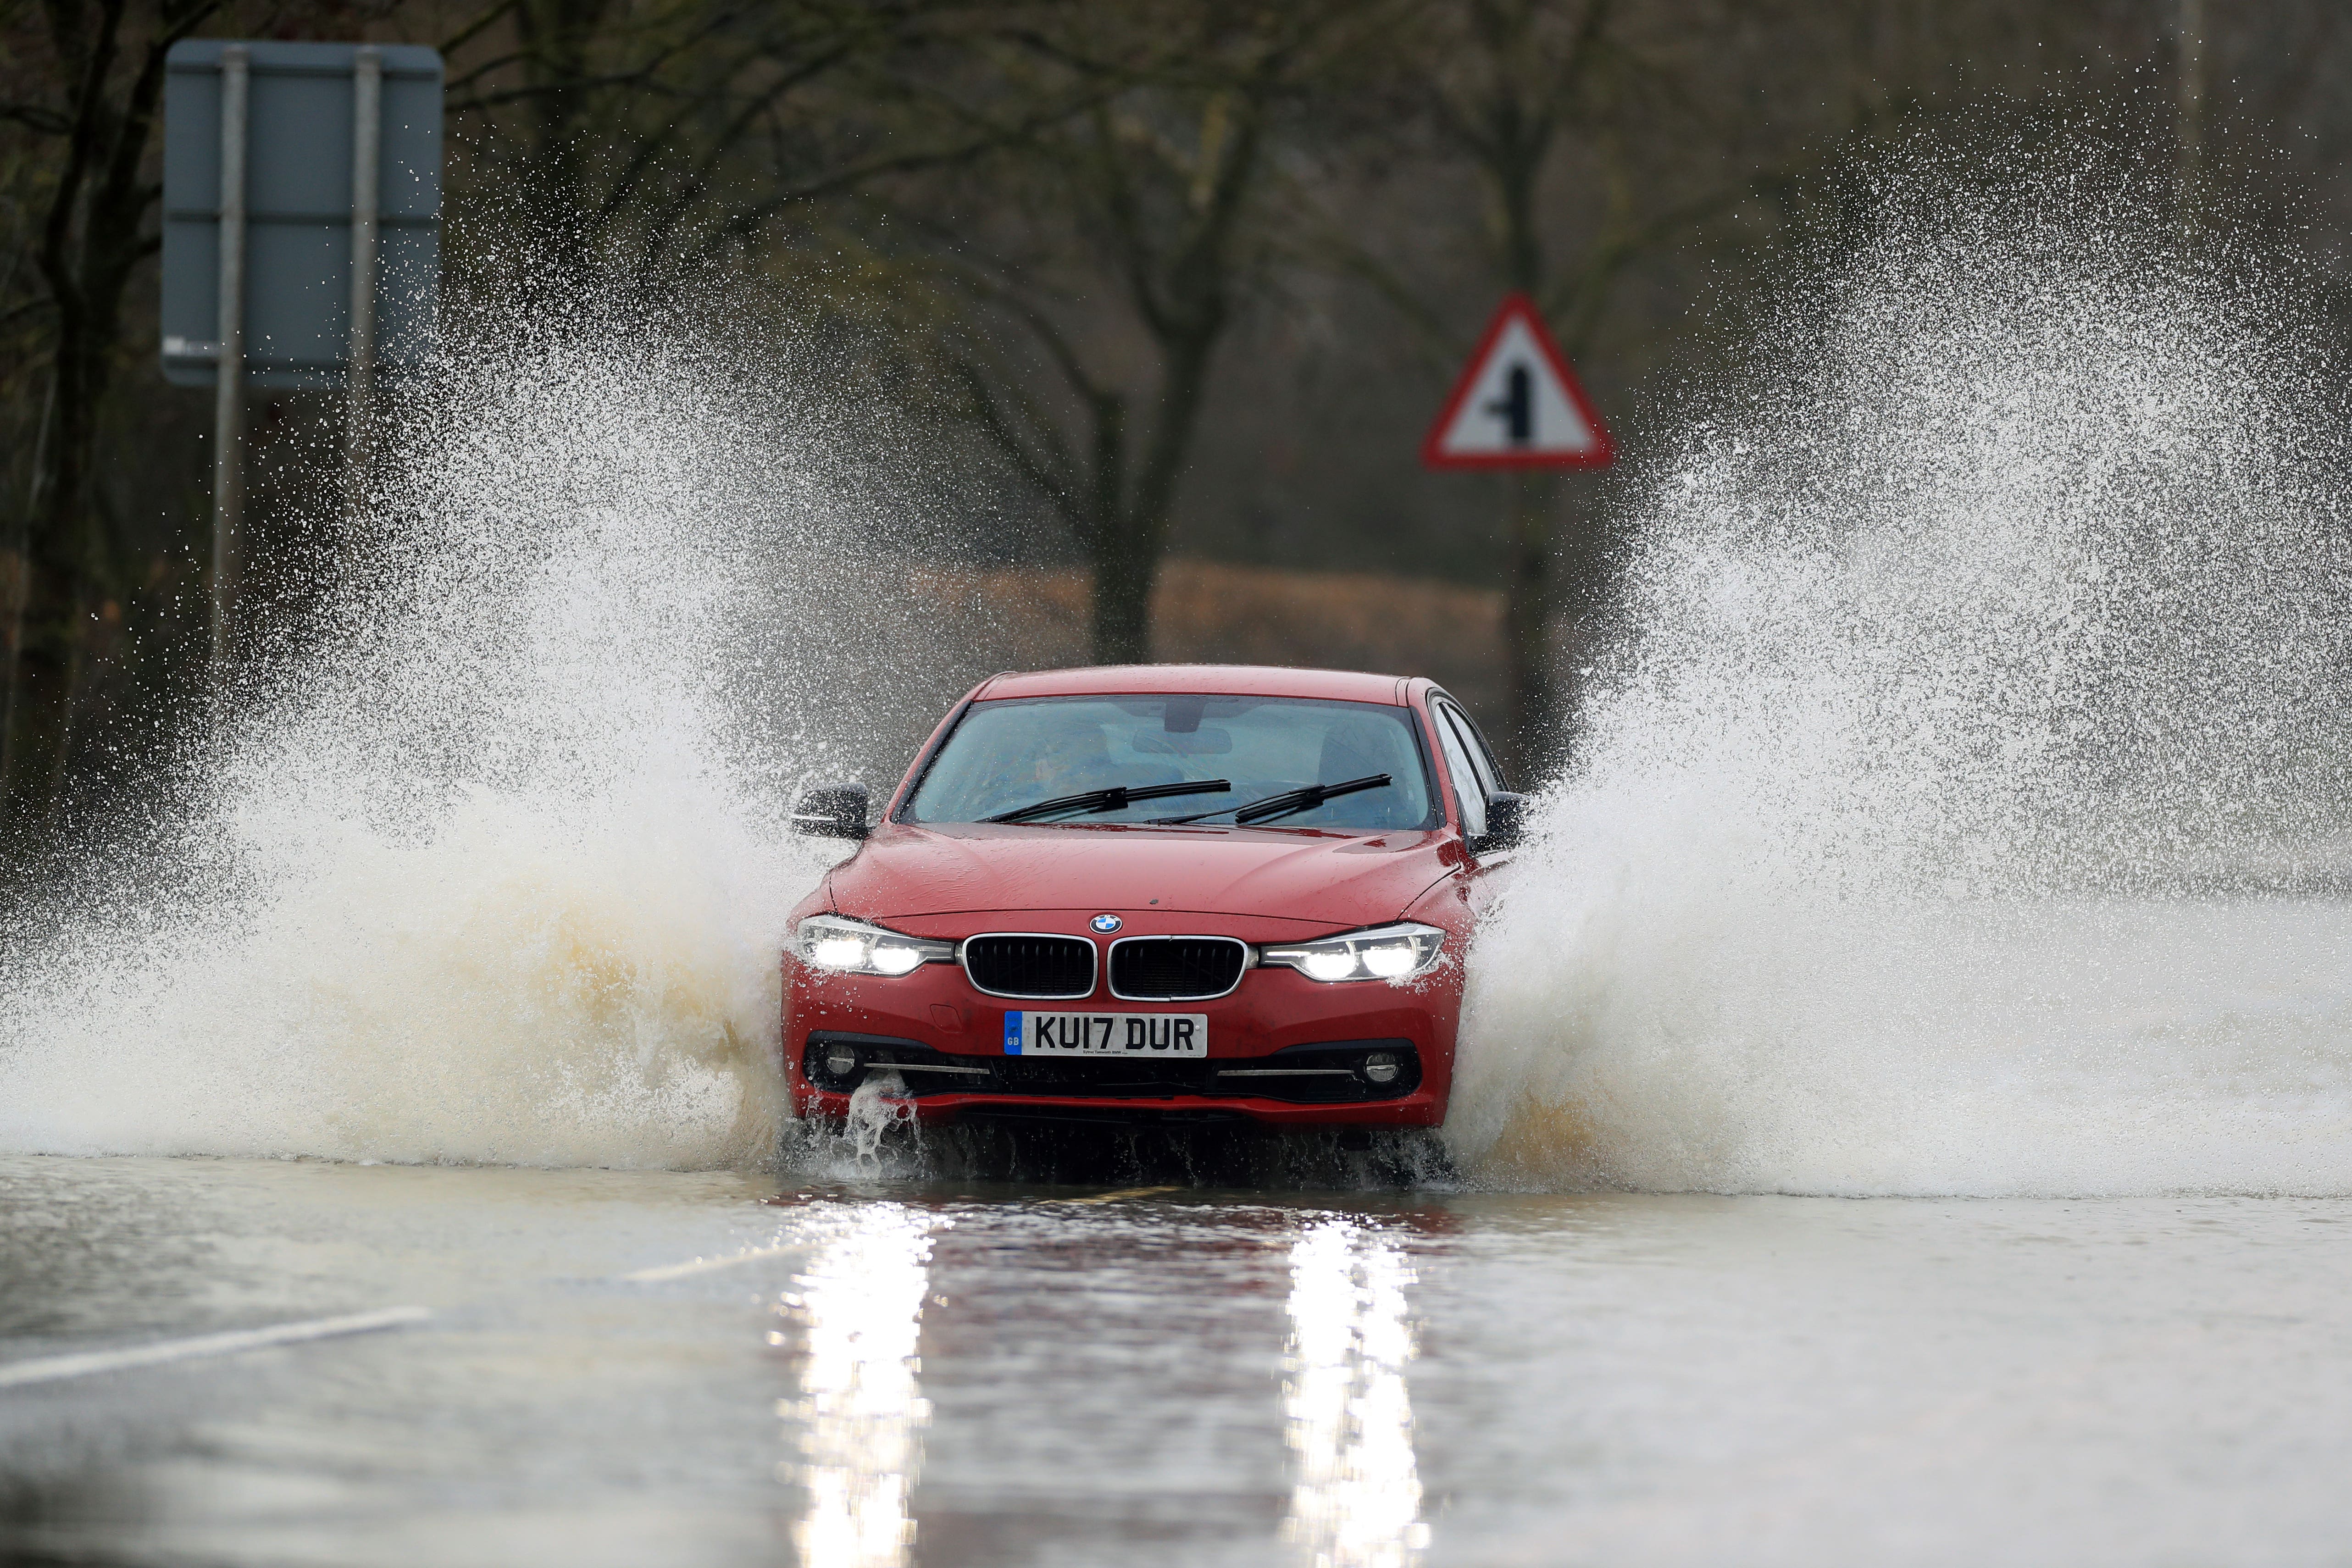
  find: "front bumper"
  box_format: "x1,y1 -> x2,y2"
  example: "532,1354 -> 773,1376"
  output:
784,948 -> 1457,1129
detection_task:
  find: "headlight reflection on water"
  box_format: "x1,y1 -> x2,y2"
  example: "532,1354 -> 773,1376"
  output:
780,1204 -> 937,1568
1283,1220 -> 1431,1568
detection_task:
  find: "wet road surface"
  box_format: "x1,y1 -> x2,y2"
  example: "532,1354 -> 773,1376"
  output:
6,1153 -> 2352,1567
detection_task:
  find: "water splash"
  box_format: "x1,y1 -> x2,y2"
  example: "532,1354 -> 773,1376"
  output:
11,178 -> 2351,1193
1449,192 -> 2352,1196
0,315 -> 928,1168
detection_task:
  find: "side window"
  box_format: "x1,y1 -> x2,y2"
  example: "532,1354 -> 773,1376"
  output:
1438,703 -> 1501,798
1452,705 -> 1509,793
1431,705 -> 1487,837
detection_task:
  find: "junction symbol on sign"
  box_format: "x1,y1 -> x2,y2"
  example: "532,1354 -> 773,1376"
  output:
1421,294 -> 1614,469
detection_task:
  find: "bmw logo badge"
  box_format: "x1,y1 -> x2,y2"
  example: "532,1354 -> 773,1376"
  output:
1090,914 -> 1123,934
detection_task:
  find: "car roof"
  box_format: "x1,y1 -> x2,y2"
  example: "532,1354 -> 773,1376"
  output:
972,664 -> 1415,705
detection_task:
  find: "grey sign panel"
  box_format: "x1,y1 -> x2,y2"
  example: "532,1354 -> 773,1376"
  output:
162,40 -> 442,389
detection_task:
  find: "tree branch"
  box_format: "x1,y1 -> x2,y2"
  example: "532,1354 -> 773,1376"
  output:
439,0 -> 524,61
945,353 -> 1082,529
36,0 -> 129,320
0,100 -> 72,135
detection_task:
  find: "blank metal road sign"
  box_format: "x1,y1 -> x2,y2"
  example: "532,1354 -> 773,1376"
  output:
1421,294 -> 1614,470
161,40 -> 442,389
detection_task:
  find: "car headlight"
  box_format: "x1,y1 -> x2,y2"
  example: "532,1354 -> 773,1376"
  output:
794,914 -> 955,976
1259,922 -> 1446,983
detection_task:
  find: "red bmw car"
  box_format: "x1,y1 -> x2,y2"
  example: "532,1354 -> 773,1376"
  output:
781,665 -> 1523,1132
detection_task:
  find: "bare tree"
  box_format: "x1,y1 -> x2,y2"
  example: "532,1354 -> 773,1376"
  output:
919,1 -> 1381,665
1309,0 -> 1968,774
441,0 -> 1072,294
0,0 -> 223,836
1314,0 -> 1841,776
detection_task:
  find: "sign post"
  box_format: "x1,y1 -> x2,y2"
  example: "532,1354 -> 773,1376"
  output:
209,45 -> 249,669
162,40 -> 443,667
346,46 -> 384,521
1422,295 -> 1614,775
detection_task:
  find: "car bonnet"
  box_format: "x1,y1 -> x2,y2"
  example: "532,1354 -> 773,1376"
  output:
827,821 -> 1454,928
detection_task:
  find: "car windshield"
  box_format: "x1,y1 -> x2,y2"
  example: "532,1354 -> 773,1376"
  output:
904,695 -> 1438,831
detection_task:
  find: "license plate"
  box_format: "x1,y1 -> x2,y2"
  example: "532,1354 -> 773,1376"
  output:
1002,1011 -> 1209,1057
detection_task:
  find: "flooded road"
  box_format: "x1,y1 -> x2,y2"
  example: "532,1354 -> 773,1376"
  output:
7,144 -> 2352,1568
6,1154 -> 2352,1567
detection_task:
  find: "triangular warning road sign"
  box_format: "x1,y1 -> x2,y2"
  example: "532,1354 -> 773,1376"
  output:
1421,294 -> 1614,469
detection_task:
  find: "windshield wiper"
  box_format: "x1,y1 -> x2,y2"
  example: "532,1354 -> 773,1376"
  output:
985,777 -> 1232,825
1150,773 -> 1392,827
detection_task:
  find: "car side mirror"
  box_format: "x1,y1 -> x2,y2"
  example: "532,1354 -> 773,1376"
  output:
791,783 -> 871,842
1470,792 -> 1526,857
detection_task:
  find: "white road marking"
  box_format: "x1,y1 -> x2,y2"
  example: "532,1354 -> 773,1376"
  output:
0,1306 -> 431,1390
621,1244 -> 800,1283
